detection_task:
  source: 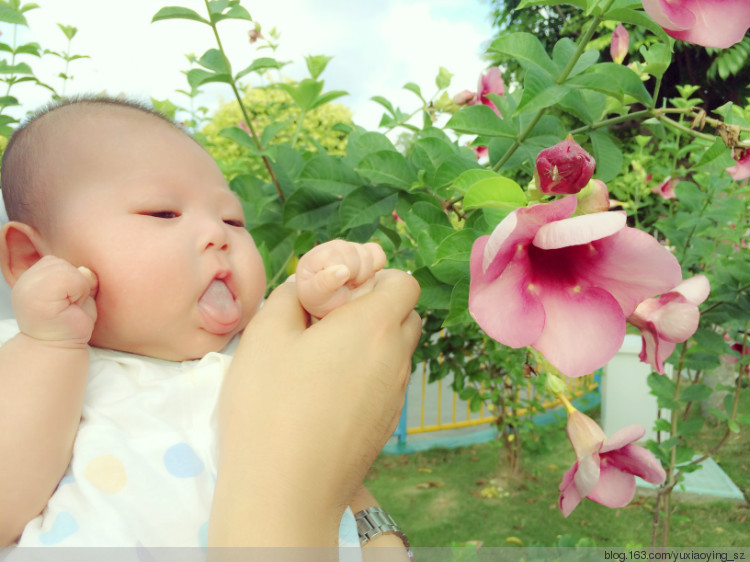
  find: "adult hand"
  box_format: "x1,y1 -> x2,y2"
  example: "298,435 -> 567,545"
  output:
210,269 -> 421,548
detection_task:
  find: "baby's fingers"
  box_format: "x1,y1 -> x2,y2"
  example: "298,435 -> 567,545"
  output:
76,266 -> 99,301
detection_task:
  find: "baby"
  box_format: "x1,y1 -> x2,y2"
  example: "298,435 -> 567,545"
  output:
0,97 -> 389,549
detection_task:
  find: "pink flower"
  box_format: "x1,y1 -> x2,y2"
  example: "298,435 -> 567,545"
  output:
475,67 -> 504,117
627,275 -> 711,374
724,339 -> 749,374
610,24 -> 629,64
559,410 -> 666,517
652,176 -> 678,199
534,139 -> 596,195
641,0 -> 750,48
727,149 -> 750,181
469,196 -> 682,377
472,145 -> 488,160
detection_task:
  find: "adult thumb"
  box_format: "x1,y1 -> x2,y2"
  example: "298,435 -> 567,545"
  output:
246,280 -> 308,337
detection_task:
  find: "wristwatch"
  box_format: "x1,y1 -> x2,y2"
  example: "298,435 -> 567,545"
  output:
355,506 -> 413,559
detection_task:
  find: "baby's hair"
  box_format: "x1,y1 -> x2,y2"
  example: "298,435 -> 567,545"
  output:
0,95 -> 186,228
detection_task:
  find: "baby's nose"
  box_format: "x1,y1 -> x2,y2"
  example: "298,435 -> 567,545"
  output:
201,218 -> 230,251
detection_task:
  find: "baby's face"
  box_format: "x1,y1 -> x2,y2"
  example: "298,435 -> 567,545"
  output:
39,107 -> 266,360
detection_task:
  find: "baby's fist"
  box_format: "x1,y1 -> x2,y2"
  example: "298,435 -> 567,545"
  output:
12,256 -> 99,348
295,241 -> 386,319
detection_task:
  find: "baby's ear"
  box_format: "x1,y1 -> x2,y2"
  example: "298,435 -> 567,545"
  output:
0,222 -> 45,287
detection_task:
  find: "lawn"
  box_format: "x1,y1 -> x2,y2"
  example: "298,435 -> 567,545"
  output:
366,397 -> 749,548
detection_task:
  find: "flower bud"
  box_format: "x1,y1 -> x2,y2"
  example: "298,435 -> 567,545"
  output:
610,24 -> 629,64
534,138 -> 596,195
576,179 -> 610,214
452,89 -> 476,105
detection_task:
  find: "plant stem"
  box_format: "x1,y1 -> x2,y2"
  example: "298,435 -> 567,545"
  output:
491,0 -> 615,172
203,0 -> 285,203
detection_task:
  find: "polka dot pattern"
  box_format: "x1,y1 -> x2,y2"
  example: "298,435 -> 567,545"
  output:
163,442 -> 205,478
39,511 -> 78,545
84,455 -> 127,493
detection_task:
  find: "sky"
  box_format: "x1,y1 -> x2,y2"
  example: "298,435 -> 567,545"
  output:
2,0 -> 496,130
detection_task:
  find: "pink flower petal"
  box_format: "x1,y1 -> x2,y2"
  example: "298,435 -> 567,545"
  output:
533,285 -> 626,377
469,237 -> 546,347
653,301 -> 700,343
588,465 -> 636,508
673,274 -> 710,305
601,425 -> 644,453
605,444 -> 667,485
643,0 -> 750,48
642,0 -> 695,30
567,410 -> 607,458
582,227 -> 682,317
558,462 -> 584,517
727,150 -> 750,180
533,211 -> 626,250
482,196 -> 577,276
574,452 -> 601,498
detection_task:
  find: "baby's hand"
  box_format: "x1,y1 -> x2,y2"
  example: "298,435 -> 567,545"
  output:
12,256 -> 99,348
295,241 -> 386,319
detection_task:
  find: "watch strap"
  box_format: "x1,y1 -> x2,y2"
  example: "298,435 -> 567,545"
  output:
354,506 -> 413,558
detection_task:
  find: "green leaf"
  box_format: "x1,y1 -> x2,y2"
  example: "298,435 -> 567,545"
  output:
679,384 -> 713,403
434,229 -> 479,264
212,4 -> 253,23
463,177 -> 526,210
280,78 -> 323,112
694,138 -> 736,171
517,0 -> 586,8
198,48 -> 231,74
435,66 -> 453,90
309,90 -> 348,110
305,54 -> 332,80
446,105 -> 517,138
590,130 -> 623,182
218,126 -> 261,153
516,67 -> 571,114
283,187 -> 340,230
355,150 -> 415,190
152,6 -> 209,25
0,4 -> 28,25
297,154 -> 360,196
339,186 -> 398,230
647,373 -> 678,408
403,82 -> 425,101
552,38 -> 599,78
235,57 -> 286,80
489,32 -> 559,79
605,8 -> 671,45
186,68 -> 231,89
566,63 -> 652,105
56,23 -> 77,40
413,267 -> 452,310
15,42 -> 40,57
653,418 -> 672,433
443,277 -> 472,327
450,169 -> 500,194
0,61 -> 33,74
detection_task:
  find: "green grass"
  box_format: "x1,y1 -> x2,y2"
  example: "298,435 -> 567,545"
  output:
366,399 -> 749,548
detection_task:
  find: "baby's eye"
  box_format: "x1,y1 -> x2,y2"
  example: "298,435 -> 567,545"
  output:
143,211 -> 180,219
224,219 -> 245,228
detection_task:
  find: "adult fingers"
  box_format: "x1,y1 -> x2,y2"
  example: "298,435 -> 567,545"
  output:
246,281 -> 308,337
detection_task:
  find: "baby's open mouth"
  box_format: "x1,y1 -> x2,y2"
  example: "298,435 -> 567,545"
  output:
198,278 -> 242,335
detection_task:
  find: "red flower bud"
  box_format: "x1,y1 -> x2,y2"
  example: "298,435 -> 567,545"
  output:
534,139 -> 596,195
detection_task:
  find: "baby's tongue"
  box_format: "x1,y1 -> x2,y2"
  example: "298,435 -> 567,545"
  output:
199,279 -> 242,333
